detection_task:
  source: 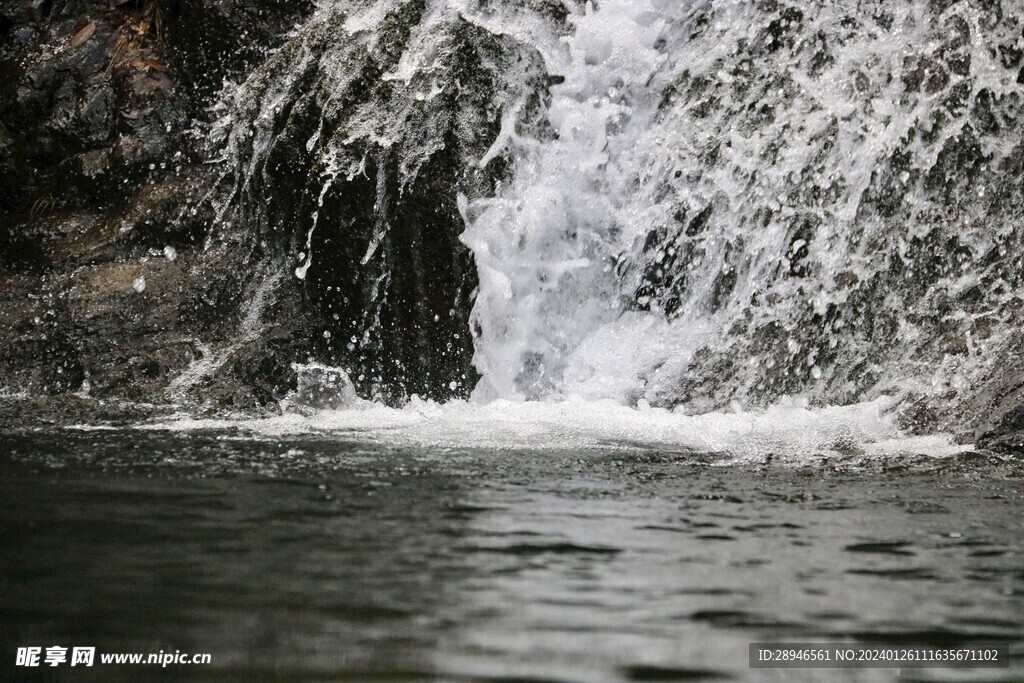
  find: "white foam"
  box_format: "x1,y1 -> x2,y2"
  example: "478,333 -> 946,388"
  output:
145,396 -> 971,464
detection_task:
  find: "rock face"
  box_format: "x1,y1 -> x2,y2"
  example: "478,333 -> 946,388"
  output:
0,0 -> 316,410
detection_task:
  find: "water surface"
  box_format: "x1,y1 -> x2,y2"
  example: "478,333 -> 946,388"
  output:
1,427 -> 1022,682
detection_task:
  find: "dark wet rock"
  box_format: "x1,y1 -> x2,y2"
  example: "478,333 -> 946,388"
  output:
288,364 -> 360,414
213,1 -> 555,404
0,0 -> 552,410
160,0 -> 317,103
0,273 -> 83,394
0,394 -> 169,430
970,336 -> 1024,454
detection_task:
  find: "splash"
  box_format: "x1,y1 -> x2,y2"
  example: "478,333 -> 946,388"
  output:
146,394 -> 971,464
166,270 -> 283,399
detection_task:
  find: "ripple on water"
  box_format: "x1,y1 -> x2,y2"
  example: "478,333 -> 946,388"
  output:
0,427 -> 1021,681
843,541 -> 916,556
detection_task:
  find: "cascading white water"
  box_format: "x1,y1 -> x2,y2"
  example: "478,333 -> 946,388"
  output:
461,0 -> 1024,421
460,0 -> 691,404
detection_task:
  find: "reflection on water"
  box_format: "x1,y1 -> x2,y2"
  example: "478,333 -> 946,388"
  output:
1,429 -> 1022,682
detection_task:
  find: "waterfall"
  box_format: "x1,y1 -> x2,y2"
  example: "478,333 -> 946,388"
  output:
207,0 -> 1024,434
461,0 -> 1024,429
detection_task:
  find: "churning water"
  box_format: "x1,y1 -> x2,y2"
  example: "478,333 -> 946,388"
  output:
462,0 -> 1024,415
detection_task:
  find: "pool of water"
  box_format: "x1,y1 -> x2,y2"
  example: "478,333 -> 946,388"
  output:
1,425 -> 1022,681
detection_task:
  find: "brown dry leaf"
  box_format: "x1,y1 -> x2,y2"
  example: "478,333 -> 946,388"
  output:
129,58 -> 168,73
70,22 -> 96,49
128,19 -> 150,36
